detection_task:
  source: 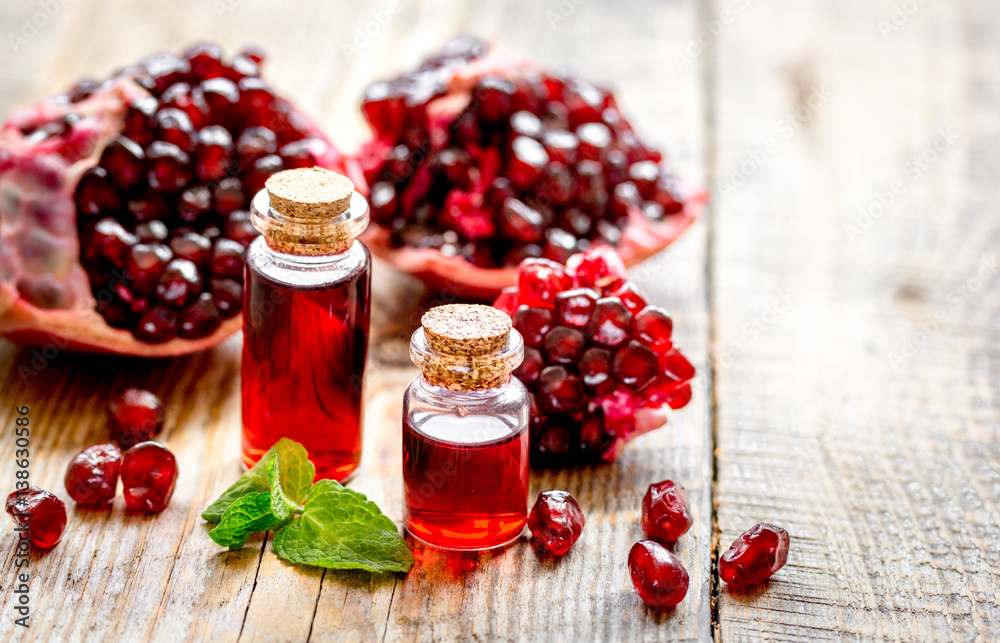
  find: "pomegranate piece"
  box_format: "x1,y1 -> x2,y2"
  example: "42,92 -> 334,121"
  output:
120,441 -> 178,512
499,247 -> 695,464
641,480 -> 693,542
526,490 -> 585,556
64,443 -> 122,504
358,37 -> 704,298
718,522 -> 790,586
108,388 -> 164,448
628,540 -> 689,608
0,44 -> 359,356
6,487 -> 67,548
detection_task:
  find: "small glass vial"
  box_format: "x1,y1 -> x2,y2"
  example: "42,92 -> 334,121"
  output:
242,167 -> 371,481
403,304 -> 530,550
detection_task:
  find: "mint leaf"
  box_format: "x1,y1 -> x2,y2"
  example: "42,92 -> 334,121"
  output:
267,456 -> 304,521
202,438 -> 315,522
272,480 -> 414,573
208,492 -> 289,549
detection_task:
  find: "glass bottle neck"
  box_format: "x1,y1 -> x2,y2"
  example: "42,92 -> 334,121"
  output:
415,375 -> 515,403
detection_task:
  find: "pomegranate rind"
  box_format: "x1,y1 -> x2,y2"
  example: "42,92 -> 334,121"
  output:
363,186 -> 705,300
0,66 -> 359,355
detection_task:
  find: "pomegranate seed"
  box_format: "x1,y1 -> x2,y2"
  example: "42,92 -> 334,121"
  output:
64,443 -> 122,504
179,292 -> 223,338
510,110 -> 543,138
611,282 -> 647,314
120,442 -> 178,513
108,388 -> 165,448
145,141 -> 192,193
493,286 -> 520,318
566,246 -> 626,289
126,190 -> 170,223
542,130 -> 578,165
579,346 -> 613,392
473,75 -> 516,122
195,125 -> 233,181
200,77 -> 240,120
633,306 -> 674,352
641,480 -> 693,542
576,122 -> 612,161
543,325 -> 586,365
718,522 -> 790,586
156,259 -> 202,307
661,349 -> 696,386
512,306 -> 555,347
542,228 -> 577,264
538,365 -> 585,413
585,297 -> 633,347
177,185 -> 212,223
517,258 -> 572,308
210,278 -> 242,318
499,198 -> 545,243
5,487 -> 67,548
124,243 -> 172,295
554,287 -> 598,327
224,210 -> 259,248
628,540 -> 689,608
514,347 -> 544,385
101,137 -> 145,190
184,42 -> 225,78
134,305 -> 179,343
209,238 -> 246,280
527,490 -> 585,556
86,218 -> 137,265
169,232 -> 211,267
154,108 -> 197,153
612,340 -> 658,389
629,160 -> 660,199
236,126 -> 278,167
75,167 -> 121,217
507,136 -> 548,189
135,220 -> 169,243
664,383 -> 692,410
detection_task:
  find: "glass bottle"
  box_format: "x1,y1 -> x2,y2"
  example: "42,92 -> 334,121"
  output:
242,167 -> 371,481
403,304 -> 530,550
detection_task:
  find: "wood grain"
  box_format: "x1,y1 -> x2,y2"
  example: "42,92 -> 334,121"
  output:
0,0 -> 712,641
710,0 -> 1000,639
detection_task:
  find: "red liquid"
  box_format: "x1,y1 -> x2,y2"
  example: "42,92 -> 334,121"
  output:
403,414 -> 529,550
242,253 -> 370,481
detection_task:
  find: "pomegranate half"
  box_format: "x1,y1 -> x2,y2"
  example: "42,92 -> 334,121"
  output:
357,36 -> 705,299
0,44 -> 361,355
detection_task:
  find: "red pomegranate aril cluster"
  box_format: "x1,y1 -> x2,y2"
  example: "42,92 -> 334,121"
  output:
641,480 -> 693,542
6,487 -> 67,549
64,443 -> 122,504
718,522 -> 790,586
108,388 -> 165,449
360,36 -> 687,268
64,45 -> 335,342
526,490 -> 585,556
497,247 -> 695,463
628,540 -> 689,608
121,442 -> 178,513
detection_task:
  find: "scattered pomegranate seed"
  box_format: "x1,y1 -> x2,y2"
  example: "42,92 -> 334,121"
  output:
628,540 -> 689,608
108,388 -> 165,448
120,442 -> 178,513
718,522 -> 790,586
64,443 -> 122,504
527,490 -> 585,556
641,480 -> 693,542
5,487 -> 67,548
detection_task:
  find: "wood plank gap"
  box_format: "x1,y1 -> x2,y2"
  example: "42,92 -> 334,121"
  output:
698,0 -> 723,638
237,533 -> 269,643
305,568 -> 327,642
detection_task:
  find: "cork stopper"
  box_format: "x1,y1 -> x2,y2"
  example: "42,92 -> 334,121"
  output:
411,305 -> 523,391
250,167 -> 369,255
421,305 -> 512,356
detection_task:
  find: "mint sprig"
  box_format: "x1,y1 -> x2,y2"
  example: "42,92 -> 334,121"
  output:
201,438 -> 314,522
204,440 -> 413,574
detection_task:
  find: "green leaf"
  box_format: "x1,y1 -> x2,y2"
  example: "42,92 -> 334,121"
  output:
208,492 -> 289,550
202,438 -> 315,522
267,456 -> 305,521
272,480 -> 414,573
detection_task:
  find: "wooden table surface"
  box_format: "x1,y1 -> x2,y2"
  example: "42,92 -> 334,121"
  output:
1,0 -> 998,641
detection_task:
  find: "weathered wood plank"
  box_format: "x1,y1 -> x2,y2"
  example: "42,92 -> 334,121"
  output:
711,0 -> 1000,639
